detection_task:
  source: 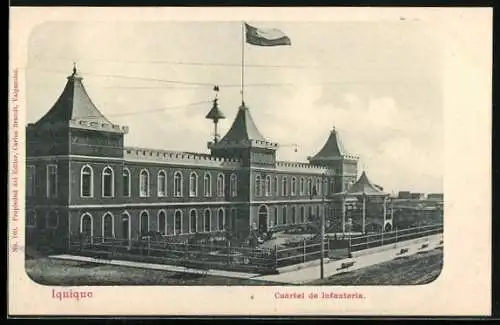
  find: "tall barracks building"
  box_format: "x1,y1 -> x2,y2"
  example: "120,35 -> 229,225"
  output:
25,67 -> 390,250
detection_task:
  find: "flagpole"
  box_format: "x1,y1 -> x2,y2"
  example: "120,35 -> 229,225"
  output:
241,21 -> 245,106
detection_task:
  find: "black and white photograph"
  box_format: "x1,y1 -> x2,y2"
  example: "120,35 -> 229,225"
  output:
23,18 -> 445,287
9,7 -> 491,316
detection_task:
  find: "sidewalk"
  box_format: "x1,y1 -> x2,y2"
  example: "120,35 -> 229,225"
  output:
49,254 -> 261,280
252,234 -> 443,284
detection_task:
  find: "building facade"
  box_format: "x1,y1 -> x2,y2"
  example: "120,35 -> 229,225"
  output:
25,67 -> 361,250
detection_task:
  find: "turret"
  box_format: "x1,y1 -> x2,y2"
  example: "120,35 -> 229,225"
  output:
308,126 -> 359,192
209,102 -> 278,167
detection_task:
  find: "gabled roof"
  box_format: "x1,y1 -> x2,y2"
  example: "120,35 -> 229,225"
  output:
346,171 -> 387,196
309,126 -> 358,162
35,66 -> 112,125
211,103 -> 270,149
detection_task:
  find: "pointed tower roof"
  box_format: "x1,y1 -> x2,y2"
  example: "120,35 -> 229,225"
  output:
36,65 -> 111,125
32,65 -> 128,134
210,103 -> 277,149
347,171 -> 387,196
309,126 -> 358,162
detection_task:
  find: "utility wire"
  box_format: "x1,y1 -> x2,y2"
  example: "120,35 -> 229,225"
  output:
28,67 -> 423,88
70,100 -> 211,119
32,55 -> 321,69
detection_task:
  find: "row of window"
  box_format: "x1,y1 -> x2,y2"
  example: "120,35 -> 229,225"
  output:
254,174 -> 333,197
258,204 -> 323,227
132,169 -> 236,199
26,208 -> 229,237
26,164 -> 239,199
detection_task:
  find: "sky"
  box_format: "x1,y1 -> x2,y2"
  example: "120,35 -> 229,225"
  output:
26,21 -> 444,194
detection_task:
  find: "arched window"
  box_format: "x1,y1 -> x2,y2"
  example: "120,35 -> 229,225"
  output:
174,210 -> 183,235
46,164 -> 58,198
217,174 -> 225,197
282,206 -> 287,224
121,212 -> 131,240
27,165 -> 36,197
255,174 -> 262,197
330,180 -> 335,194
140,211 -> 149,235
308,206 -> 313,221
123,168 -> 131,197
316,206 -> 321,219
300,206 -> 305,223
300,177 -> 305,196
81,165 -> 93,197
291,177 -> 297,196
158,210 -> 166,235
217,208 -> 225,231
204,173 -> 212,197
157,170 -> 167,197
282,177 -> 288,196
316,178 -> 322,196
102,212 -> 114,239
273,207 -> 279,226
102,166 -> 114,197
323,178 -> 329,196
308,178 -> 313,195
230,173 -> 238,197
139,169 -> 150,197
273,176 -> 279,196
291,206 -> 296,224
46,211 -> 59,229
258,205 -> 268,230
204,209 -> 211,232
265,176 -> 271,196
189,172 -> 198,197
27,210 -> 36,228
190,209 -> 197,233
230,208 -> 237,230
174,172 -> 183,197
80,213 -> 93,236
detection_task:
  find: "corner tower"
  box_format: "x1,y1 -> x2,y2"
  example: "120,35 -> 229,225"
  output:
308,126 -> 359,193
208,103 -> 278,167
26,65 -> 129,157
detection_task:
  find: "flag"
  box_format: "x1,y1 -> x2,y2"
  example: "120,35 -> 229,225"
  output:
244,22 -> 291,47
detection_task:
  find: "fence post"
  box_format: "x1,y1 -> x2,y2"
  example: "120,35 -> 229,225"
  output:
148,237 -> 151,256
275,244 -> 278,269
366,234 -> 369,249
381,230 -> 384,246
303,238 -> 306,263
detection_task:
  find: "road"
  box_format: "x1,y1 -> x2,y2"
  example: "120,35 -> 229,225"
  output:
252,234 -> 443,284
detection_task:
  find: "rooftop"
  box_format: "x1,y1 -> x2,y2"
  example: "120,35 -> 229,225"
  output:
32,65 -> 127,134
308,126 -> 359,162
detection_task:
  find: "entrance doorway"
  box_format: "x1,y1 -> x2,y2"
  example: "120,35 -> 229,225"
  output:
258,205 -> 268,233
122,213 -> 130,240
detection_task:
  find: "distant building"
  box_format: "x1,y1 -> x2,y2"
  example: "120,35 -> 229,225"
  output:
427,193 -> 444,201
409,193 -> 425,200
398,191 -> 411,199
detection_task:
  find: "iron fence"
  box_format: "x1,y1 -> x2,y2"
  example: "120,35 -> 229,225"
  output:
66,223 -> 443,274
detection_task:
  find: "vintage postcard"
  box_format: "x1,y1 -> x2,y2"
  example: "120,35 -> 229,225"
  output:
8,7 -> 492,316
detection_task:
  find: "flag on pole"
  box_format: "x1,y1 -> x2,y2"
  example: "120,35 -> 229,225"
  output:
244,22 -> 291,47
